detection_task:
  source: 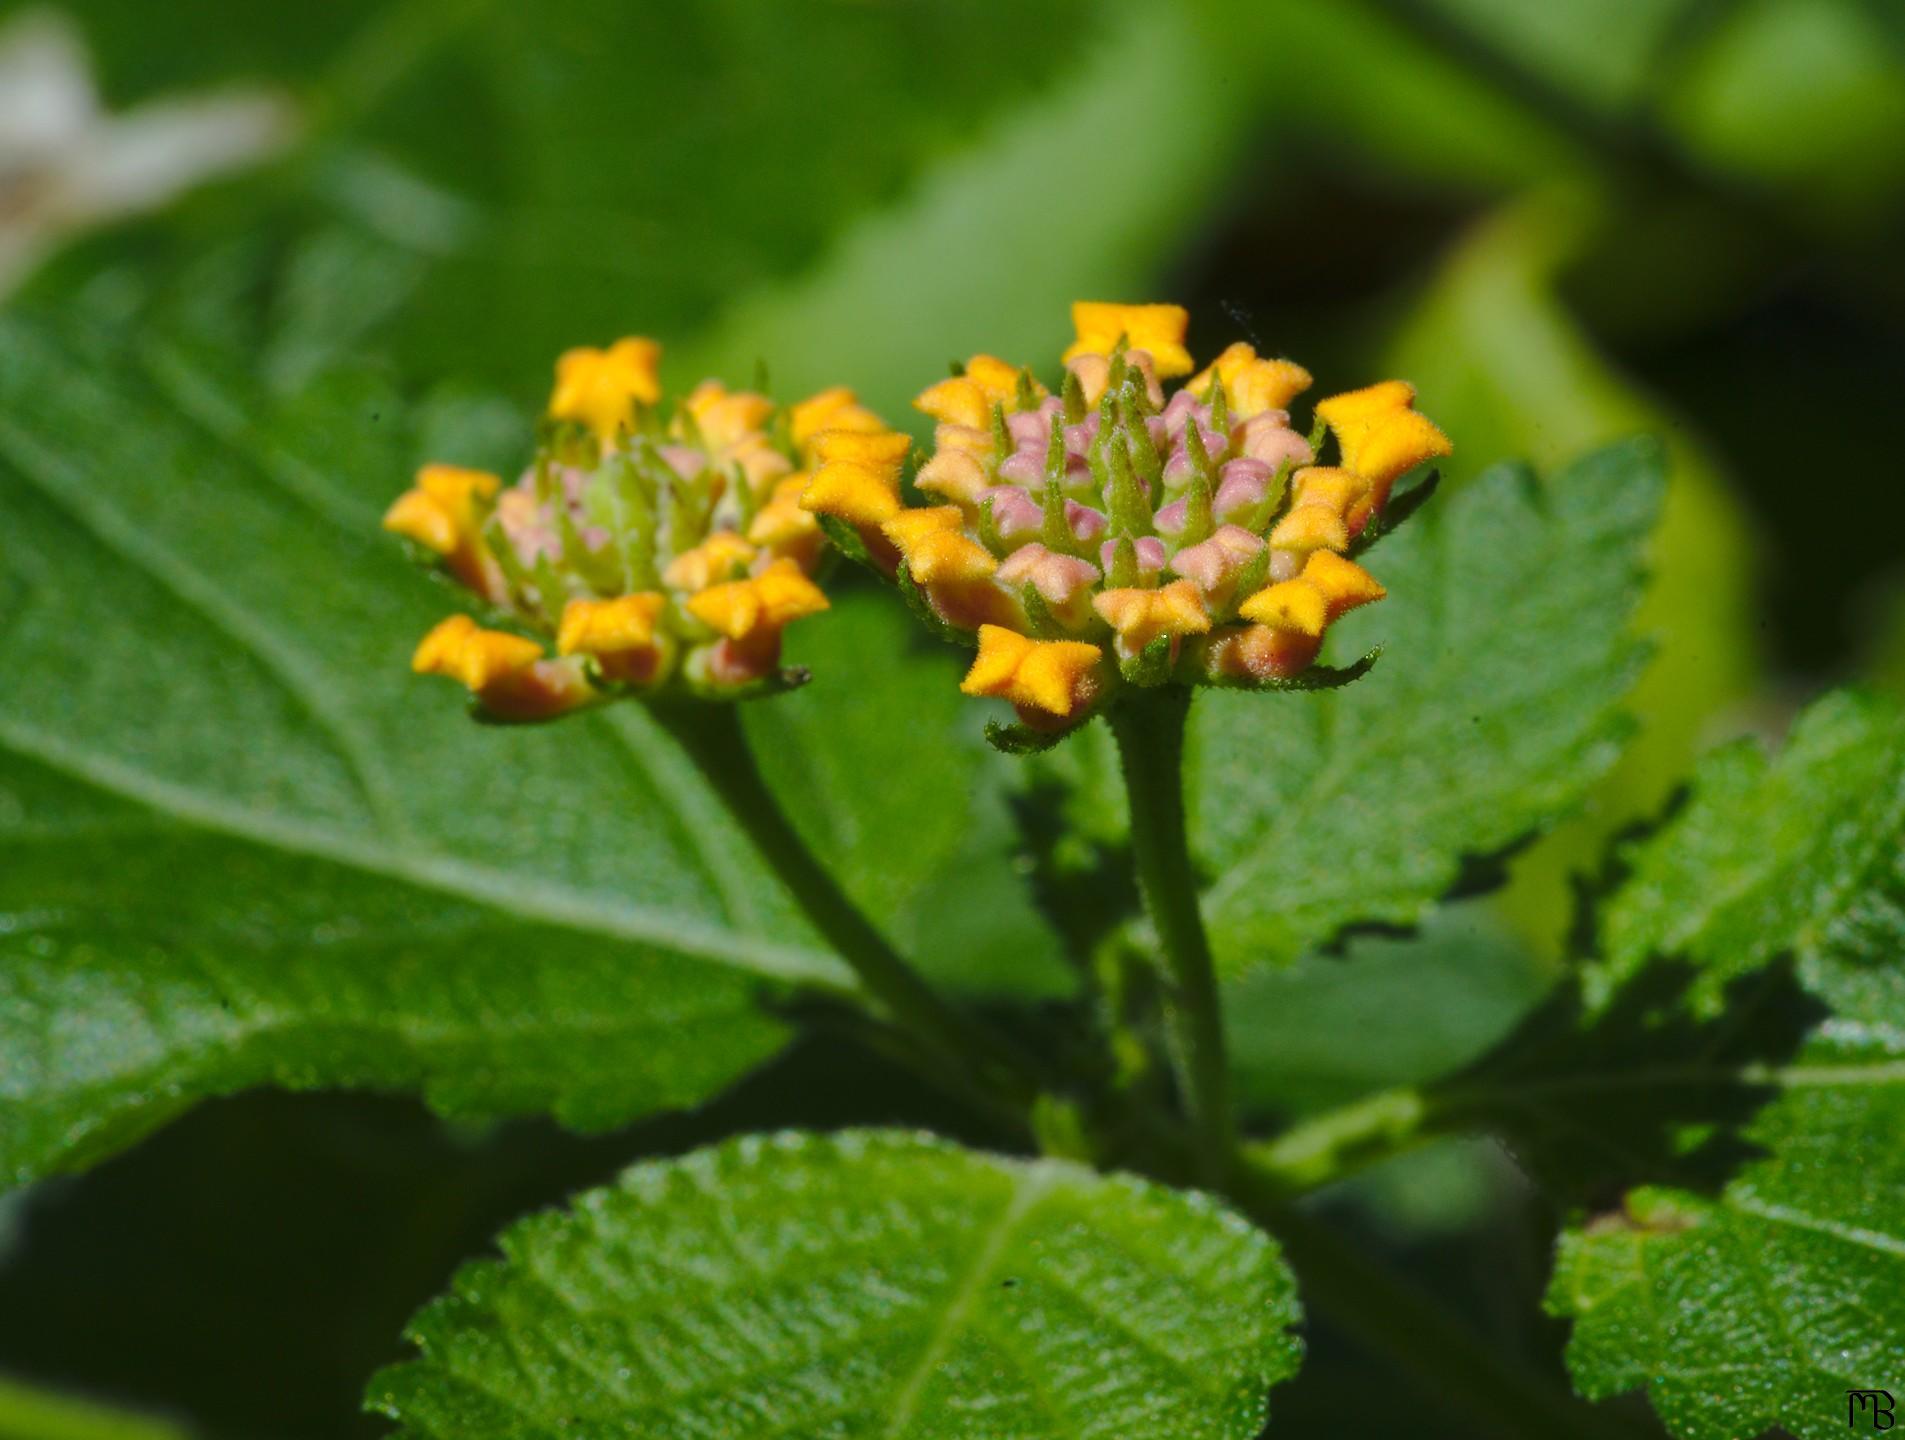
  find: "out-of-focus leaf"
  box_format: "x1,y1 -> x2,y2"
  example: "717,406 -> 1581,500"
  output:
0,1374 -> 189,1440
677,3 -> 1251,423
1415,0 -> 1699,113
1200,0 -> 1586,191
1227,905 -> 1549,1115
1189,439 -> 1660,977
368,1130 -> 1303,1439
1385,191 -> 1759,951
1665,0 -> 1905,228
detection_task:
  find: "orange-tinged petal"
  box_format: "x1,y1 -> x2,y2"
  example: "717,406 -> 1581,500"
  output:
1230,358 -> 1313,416
685,577 -> 762,641
557,593 -> 666,656
1352,409 -> 1453,486
963,354 -> 1030,400
382,490 -> 458,554
915,449 -> 991,508
961,625 -> 1101,718
800,463 -> 902,526
1063,301 -> 1194,378
416,464 -> 501,508
790,387 -> 884,455
1092,579 -> 1211,650
1239,579 -> 1327,636
549,338 -> 662,442
748,475 -> 821,549
751,557 -> 830,629
1015,640 -> 1104,715
1314,380 -> 1416,435
662,532 -> 758,592
903,529 -> 997,585
1292,467 -> 1364,516
1302,550 -> 1387,619
1269,504 -> 1350,553
880,505 -> 965,555
913,376 -> 991,429
811,428 -> 911,472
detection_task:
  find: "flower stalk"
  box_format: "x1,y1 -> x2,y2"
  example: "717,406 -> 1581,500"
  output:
1107,686 -> 1235,1183
649,702 -> 1048,1130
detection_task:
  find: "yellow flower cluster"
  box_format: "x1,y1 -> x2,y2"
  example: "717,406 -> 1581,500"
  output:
384,339 -> 880,720
800,302 -> 1450,729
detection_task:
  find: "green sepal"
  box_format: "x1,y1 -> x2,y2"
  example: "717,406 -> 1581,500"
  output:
1349,469 -> 1441,559
1107,534 -> 1140,589
1306,412 -> 1328,456
677,664 -> 815,705
1123,396 -> 1163,494
1043,413 -> 1069,487
896,560 -> 978,649
989,400 -> 1012,466
1120,633 -> 1175,687
584,455 -> 659,592
1224,546 -> 1272,620
1208,374 -> 1229,436
1039,477 -> 1078,555
1195,646 -> 1382,692
1061,367 -> 1087,424
1020,584 -> 1067,639
1015,367 -> 1041,412
817,513 -> 878,571
976,494 -> 1009,557
1181,469 -> 1215,549
985,714 -> 1092,755
1105,436 -> 1153,537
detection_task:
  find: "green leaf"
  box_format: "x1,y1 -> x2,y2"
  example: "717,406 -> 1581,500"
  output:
1429,699 -> 1903,1201
1596,689 -> 1905,1021
1380,194 -> 1758,953
1452,693 -> 1905,1439
1548,1020 -> 1905,1440
1187,436 -> 1661,976
368,1130 -> 1302,1439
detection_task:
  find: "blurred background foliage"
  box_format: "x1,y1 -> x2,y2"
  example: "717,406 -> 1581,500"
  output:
2,0 -> 1901,1436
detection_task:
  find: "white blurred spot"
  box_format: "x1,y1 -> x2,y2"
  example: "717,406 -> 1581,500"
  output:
0,8 -> 296,293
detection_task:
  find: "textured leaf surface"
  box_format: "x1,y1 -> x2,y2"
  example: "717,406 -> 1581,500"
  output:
1548,1027 -> 1905,1440
1189,438 -> 1661,976
1529,693 -> 1905,1440
1597,688 -> 1905,1020
369,1130 -> 1302,1440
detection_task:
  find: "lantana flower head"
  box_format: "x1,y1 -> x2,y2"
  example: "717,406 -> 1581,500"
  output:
801,302 -> 1449,740
385,338 -> 884,720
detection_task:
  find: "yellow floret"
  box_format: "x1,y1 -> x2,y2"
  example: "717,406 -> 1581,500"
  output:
548,338 -> 662,443
1092,580 -> 1212,651
960,624 -> 1104,718
1064,302 -> 1194,378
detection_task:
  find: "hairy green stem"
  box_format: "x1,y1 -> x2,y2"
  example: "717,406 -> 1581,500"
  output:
653,703 -> 1045,1126
1107,689 -> 1234,1181
1229,1166 -> 1648,1440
